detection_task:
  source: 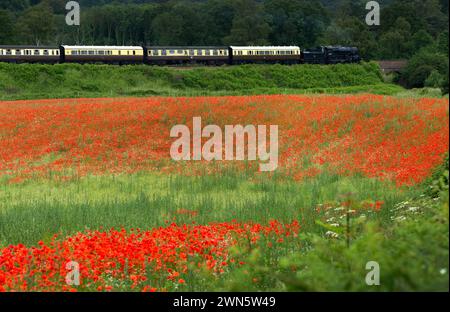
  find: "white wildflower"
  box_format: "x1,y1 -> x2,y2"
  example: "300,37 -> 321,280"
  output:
325,231 -> 339,238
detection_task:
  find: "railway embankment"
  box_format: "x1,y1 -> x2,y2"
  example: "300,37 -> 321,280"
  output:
0,61 -> 403,100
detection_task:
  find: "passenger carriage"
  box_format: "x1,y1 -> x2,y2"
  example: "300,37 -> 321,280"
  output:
229,46 -> 301,64
61,46 -> 144,64
0,46 -> 60,63
145,46 -> 229,65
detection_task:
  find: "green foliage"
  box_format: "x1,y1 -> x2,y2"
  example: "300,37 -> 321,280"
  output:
412,30 -> 435,51
16,2 -> 55,45
378,17 -> 413,59
277,216 -> 448,291
223,0 -> 271,45
401,49 -> 448,89
0,62 -> 392,100
0,9 -> 15,44
424,153 -> 449,198
437,31 -> 449,55
424,70 -> 445,88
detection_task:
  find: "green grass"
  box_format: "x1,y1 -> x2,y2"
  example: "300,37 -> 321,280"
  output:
1,169 -> 447,291
0,171 -> 417,247
0,61 -> 405,100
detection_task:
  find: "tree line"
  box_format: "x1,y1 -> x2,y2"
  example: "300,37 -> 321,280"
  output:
0,0 -> 448,90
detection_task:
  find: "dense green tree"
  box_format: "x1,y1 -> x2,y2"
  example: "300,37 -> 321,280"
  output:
0,0 -> 30,11
223,0 -> 271,45
0,9 -> 15,44
411,30 -> 435,52
401,48 -> 448,88
16,2 -> 56,45
378,17 -> 413,58
264,0 -> 329,46
424,70 -> 445,88
151,12 -> 184,45
437,31 -> 449,55
202,0 -> 235,44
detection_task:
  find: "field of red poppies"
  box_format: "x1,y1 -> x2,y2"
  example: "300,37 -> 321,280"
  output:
0,94 -> 448,291
1,95 -> 448,184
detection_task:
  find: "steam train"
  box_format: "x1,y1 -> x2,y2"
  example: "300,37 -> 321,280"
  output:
0,45 -> 360,65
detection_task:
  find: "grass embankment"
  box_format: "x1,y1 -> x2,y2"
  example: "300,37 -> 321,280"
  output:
0,61 -> 403,100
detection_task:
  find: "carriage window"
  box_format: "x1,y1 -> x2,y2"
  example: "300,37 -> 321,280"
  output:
188,49 -> 194,56
43,50 -> 49,56
161,49 -> 167,56
197,50 -> 202,56
72,51 -> 78,55
6,49 -> 12,55
98,50 -> 104,55
34,50 -> 40,55
213,50 -> 218,56
15,50 -> 21,55
169,50 -> 175,54
88,50 -> 95,55
205,50 -> 210,56
133,50 -> 136,55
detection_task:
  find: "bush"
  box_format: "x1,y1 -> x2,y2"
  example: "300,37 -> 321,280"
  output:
424,70 -> 444,88
401,49 -> 448,89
